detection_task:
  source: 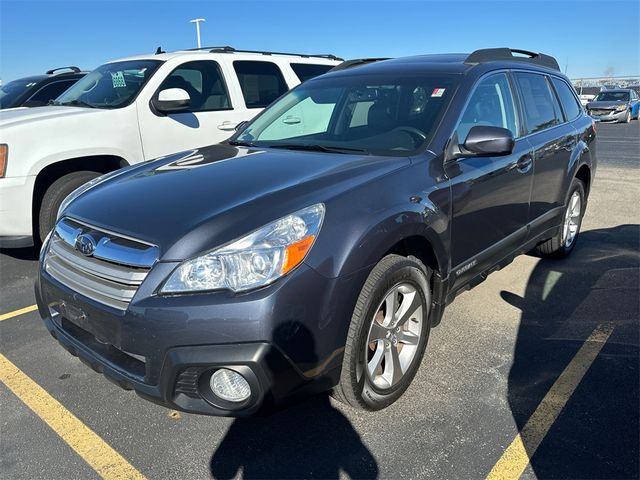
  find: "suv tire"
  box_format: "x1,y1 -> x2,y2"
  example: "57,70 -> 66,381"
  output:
38,171 -> 101,242
534,178 -> 586,258
333,254 -> 431,410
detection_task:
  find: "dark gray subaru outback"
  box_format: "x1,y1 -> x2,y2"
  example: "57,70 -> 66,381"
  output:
36,48 -> 597,416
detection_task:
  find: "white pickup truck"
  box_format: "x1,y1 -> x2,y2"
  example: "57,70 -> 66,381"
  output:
0,47 -> 340,247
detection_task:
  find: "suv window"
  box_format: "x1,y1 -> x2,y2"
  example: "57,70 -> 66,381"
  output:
551,78 -> 581,121
456,73 -> 518,141
159,61 -> 231,111
233,61 -> 288,109
514,72 -> 562,133
25,80 -> 77,106
290,63 -> 334,82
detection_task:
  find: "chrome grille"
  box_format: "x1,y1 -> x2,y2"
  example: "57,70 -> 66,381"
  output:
45,218 -> 159,311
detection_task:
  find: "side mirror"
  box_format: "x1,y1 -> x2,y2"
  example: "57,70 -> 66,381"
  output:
152,88 -> 190,113
460,126 -> 514,157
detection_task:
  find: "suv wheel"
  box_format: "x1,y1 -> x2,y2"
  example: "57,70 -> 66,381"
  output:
534,178 -> 586,258
38,171 -> 101,243
333,254 -> 431,410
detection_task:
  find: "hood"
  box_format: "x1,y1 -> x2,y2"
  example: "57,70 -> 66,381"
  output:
586,100 -> 628,109
0,105 -> 99,129
65,144 -> 411,260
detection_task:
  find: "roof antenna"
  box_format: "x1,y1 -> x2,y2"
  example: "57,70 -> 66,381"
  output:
155,46 -> 165,55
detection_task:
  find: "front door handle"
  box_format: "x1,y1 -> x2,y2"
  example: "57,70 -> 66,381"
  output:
217,121 -> 238,131
516,154 -> 533,174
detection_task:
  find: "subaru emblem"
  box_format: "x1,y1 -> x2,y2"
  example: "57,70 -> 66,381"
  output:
75,233 -> 97,256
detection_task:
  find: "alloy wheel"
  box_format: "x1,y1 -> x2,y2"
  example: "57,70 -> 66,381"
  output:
365,282 -> 424,390
561,190 -> 581,247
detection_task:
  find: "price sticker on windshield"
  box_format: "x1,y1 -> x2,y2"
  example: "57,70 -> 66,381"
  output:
111,71 -> 127,88
431,88 -> 446,97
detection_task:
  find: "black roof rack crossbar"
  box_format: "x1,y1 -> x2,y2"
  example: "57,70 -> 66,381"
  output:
207,46 -> 342,61
46,66 -> 81,75
464,48 -> 560,71
329,58 -> 390,72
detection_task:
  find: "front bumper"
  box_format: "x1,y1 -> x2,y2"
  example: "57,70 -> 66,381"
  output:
36,257 -> 368,416
588,109 -> 627,122
0,176 -> 36,247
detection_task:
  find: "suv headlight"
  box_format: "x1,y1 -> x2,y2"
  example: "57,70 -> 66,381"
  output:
161,203 -> 325,293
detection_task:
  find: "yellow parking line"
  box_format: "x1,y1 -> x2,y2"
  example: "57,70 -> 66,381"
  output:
486,322 -> 614,480
0,304 -> 38,322
0,354 -> 145,480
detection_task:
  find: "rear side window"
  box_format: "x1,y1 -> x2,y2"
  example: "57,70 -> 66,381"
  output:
551,78 -> 582,120
514,72 -> 562,133
25,80 -> 77,106
159,60 -> 231,111
290,63 -> 333,82
233,61 -> 288,109
456,73 -> 519,141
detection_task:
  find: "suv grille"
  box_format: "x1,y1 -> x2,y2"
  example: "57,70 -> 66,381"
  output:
44,218 -> 159,311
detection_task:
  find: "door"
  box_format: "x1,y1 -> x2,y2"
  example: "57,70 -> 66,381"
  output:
446,72 -> 533,287
513,72 -> 575,237
138,60 -> 249,159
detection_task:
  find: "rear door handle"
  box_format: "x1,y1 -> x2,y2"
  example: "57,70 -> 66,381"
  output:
516,154 -> 533,174
217,121 -> 238,131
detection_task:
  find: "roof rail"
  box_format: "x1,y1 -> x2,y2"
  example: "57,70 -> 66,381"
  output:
207,46 -> 343,61
46,66 -> 81,75
184,45 -> 235,52
464,48 -> 560,71
329,58 -> 390,72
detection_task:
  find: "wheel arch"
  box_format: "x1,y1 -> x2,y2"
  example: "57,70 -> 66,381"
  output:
32,155 -> 129,233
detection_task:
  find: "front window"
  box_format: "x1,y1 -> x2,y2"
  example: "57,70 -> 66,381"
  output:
593,91 -> 630,102
55,60 -> 161,109
232,73 -> 459,156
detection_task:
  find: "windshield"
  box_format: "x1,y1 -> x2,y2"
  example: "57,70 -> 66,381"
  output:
233,73 -> 459,156
594,91 -> 630,102
55,60 -> 161,109
0,77 -> 41,108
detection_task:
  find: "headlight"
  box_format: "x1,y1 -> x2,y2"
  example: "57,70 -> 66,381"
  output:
56,169 -> 124,220
0,144 -> 7,178
614,104 -> 628,112
161,203 -> 325,293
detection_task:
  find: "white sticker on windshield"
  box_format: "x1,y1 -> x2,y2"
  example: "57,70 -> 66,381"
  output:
431,88 -> 446,97
111,71 -> 126,88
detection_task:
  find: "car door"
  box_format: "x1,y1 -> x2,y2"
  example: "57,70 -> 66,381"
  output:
138,59 -> 249,160
446,72 -> 534,289
513,72 -> 576,237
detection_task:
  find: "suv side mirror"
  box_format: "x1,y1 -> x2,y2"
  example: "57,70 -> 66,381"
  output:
152,88 -> 191,113
457,126 -> 515,158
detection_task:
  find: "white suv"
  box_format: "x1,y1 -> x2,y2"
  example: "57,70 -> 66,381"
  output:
0,46 -> 341,247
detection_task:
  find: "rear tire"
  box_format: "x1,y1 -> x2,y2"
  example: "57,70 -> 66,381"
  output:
38,171 -> 101,242
333,254 -> 432,411
533,178 -> 586,259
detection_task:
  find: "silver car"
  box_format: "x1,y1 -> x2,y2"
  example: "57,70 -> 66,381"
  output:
586,89 -> 640,123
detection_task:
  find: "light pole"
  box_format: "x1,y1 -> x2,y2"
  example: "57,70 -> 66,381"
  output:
190,18 -> 205,48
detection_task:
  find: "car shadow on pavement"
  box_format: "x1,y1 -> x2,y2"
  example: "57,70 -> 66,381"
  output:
502,224 -> 639,478
210,394 -> 378,479
210,322 -> 378,480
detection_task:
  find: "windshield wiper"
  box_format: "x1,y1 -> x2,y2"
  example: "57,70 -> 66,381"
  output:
267,144 -> 368,154
227,140 -> 256,147
52,100 -> 96,109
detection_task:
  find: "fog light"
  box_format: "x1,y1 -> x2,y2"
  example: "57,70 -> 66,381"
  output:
210,368 -> 251,402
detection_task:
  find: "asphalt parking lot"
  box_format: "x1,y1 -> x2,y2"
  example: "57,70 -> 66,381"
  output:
1,121 -> 638,480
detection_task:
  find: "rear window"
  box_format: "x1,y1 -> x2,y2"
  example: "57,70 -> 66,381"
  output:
290,63 -> 334,82
514,72 -> 562,134
551,78 -> 582,121
233,61 -> 288,109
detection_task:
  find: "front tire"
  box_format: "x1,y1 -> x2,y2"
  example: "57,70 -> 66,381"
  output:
623,109 -> 631,123
38,171 -> 101,242
533,178 -> 586,258
333,254 -> 431,411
